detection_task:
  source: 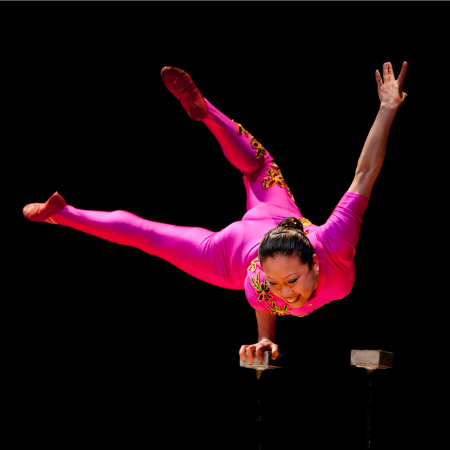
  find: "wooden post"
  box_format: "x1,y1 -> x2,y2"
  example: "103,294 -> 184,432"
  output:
351,350 -> 394,450
240,351 -> 283,449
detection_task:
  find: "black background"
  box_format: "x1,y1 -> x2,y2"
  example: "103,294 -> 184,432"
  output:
8,3 -> 447,450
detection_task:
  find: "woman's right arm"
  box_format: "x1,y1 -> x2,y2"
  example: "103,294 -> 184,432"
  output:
348,61 -> 408,200
239,310 -> 279,364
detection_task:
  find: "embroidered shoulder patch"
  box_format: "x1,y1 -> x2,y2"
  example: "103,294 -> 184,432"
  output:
247,257 -> 259,272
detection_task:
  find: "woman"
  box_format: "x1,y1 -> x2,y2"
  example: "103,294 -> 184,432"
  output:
23,62 -> 408,364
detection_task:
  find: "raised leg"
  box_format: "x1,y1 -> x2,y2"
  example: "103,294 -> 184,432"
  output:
202,99 -> 266,176
161,66 -> 266,176
161,67 -> 301,215
203,100 -> 300,216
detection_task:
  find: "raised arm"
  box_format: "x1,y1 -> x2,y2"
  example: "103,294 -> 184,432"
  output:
348,61 -> 408,200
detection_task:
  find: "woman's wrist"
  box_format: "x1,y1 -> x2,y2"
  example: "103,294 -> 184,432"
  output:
379,101 -> 400,113
258,336 -> 274,342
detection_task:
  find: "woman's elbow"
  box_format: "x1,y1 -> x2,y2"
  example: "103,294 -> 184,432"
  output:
348,171 -> 377,199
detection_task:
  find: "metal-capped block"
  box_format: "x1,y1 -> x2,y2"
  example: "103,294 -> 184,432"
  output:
239,351 -> 283,370
351,350 -> 394,371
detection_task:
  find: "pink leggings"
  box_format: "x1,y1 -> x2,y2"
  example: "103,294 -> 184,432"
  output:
53,100 -> 302,290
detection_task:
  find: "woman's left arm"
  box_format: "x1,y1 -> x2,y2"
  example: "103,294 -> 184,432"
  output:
349,61 -> 408,200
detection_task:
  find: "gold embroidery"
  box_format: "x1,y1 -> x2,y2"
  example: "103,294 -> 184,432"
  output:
249,265 -> 331,317
232,120 -> 250,138
251,138 -> 268,160
261,163 -> 295,202
293,217 -> 312,236
250,269 -> 293,316
247,257 -> 259,272
287,187 -> 295,202
266,300 -> 292,316
248,259 -> 331,317
261,163 -> 284,189
300,218 -> 312,228
250,271 -> 272,303
232,120 -> 268,161
45,217 -> 58,225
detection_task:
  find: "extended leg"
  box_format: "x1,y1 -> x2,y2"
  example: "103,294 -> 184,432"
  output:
23,195 -> 242,290
202,100 -> 268,176
203,100 -> 300,215
55,206 -> 242,289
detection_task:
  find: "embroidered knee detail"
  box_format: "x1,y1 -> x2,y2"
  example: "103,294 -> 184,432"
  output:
251,138 -> 268,160
261,163 -> 296,202
230,120 -> 294,201
233,120 -> 250,138
232,120 -> 268,161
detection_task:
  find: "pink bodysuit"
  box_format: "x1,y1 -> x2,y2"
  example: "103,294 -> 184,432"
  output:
51,99 -> 368,317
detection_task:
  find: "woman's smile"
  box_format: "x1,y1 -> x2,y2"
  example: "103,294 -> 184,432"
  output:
284,294 -> 300,304
262,254 -> 319,308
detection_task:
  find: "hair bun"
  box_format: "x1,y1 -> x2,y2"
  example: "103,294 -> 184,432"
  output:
277,217 -> 304,232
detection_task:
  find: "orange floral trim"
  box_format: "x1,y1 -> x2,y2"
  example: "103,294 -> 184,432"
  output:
261,163 -> 295,202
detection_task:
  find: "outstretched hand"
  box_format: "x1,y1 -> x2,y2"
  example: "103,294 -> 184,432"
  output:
376,61 -> 408,109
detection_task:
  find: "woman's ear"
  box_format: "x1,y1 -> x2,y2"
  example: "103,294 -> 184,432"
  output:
313,254 -> 319,268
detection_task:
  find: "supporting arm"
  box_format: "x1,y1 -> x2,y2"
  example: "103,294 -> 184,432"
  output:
255,309 -> 277,342
239,310 -> 279,364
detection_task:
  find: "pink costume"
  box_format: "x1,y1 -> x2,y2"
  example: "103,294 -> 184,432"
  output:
50,99 -> 368,317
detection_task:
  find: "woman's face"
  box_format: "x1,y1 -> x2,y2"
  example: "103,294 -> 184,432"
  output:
262,254 -> 319,308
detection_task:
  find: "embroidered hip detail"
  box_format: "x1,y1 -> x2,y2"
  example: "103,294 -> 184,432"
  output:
299,217 -> 312,228
261,163 -> 295,202
294,217 -> 312,235
261,163 -> 285,189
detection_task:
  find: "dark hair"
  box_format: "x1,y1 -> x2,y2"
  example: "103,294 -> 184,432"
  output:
258,217 -> 315,268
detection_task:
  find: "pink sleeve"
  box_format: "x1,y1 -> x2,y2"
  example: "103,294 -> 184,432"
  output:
317,192 -> 369,261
